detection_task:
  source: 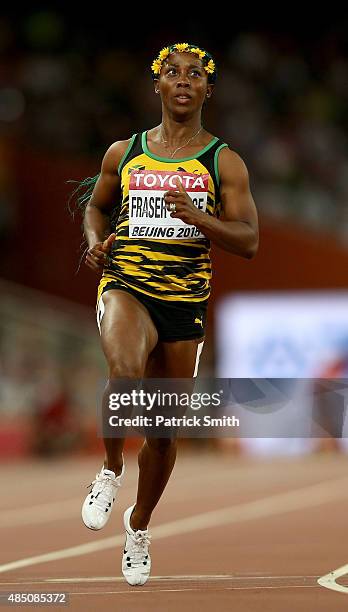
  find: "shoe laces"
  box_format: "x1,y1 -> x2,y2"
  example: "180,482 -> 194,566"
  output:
127,530 -> 151,566
87,472 -> 121,512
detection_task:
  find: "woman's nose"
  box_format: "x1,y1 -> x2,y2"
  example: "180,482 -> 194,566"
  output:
176,76 -> 190,87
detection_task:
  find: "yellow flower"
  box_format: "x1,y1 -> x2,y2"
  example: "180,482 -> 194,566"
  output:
190,47 -> 206,59
151,59 -> 162,74
205,59 -> 215,74
158,47 -> 170,61
175,43 -> 189,52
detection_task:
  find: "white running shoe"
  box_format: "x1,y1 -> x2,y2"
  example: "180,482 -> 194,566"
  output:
82,462 -> 124,530
122,504 -> 151,586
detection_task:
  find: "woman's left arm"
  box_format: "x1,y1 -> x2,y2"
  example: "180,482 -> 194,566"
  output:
196,147 -> 259,258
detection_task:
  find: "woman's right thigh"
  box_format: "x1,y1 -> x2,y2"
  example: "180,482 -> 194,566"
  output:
99,289 -> 158,378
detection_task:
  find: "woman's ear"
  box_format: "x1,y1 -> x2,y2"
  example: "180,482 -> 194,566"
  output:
154,80 -> 160,94
206,84 -> 214,99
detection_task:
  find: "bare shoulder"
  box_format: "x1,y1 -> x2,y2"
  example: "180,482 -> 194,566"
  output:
102,138 -> 133,173
218,146 -> 250,185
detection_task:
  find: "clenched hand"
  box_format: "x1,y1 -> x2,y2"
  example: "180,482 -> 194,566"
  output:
85,233 -> 116,271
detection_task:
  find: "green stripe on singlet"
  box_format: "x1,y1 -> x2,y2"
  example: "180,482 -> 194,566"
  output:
117,134 -> 137,175
142,131 -> 219,163
214,143 -> 228,186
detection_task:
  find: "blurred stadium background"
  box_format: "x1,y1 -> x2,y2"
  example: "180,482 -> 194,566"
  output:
1,10 -> 348,460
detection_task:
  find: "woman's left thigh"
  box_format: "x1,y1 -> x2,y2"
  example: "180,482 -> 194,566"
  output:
145,338 -> 204,378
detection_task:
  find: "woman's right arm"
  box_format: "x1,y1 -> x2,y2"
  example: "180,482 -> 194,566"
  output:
84,139 -> 130,271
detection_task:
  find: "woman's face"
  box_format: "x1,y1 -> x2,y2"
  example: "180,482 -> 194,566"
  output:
155,52 -> 213,115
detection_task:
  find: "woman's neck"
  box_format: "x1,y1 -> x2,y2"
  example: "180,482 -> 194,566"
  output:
158,115 -> 203,146
146,116 -> 213,160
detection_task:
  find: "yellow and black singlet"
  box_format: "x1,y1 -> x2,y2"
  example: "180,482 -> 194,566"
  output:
98,131 -> 228,304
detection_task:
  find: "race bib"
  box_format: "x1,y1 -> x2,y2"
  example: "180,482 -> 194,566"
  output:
128,170 -> 208,240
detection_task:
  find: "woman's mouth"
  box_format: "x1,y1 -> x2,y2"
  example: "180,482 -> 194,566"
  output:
175,95 -> 191,103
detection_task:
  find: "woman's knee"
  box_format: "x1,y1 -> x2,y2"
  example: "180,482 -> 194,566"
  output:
109,359 -> 144,379
145,437 -> 177,454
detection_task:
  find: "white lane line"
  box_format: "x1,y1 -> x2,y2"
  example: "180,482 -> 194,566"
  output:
318,564 -> 348,594
1,475 -> 348,575
65,586 -> 319,595
0,574 -> 320,586
45,574 -> 319,583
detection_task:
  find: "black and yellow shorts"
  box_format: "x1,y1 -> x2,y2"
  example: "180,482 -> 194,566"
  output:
96,278 -> 208,342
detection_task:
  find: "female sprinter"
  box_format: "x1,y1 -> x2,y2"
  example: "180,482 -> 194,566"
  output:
78,42 -> 258,586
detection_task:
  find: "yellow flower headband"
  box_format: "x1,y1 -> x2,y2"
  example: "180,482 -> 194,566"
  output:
151,43 -> 217,83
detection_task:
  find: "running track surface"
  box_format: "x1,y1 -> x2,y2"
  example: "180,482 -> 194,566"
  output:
1,450 -> 348,611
